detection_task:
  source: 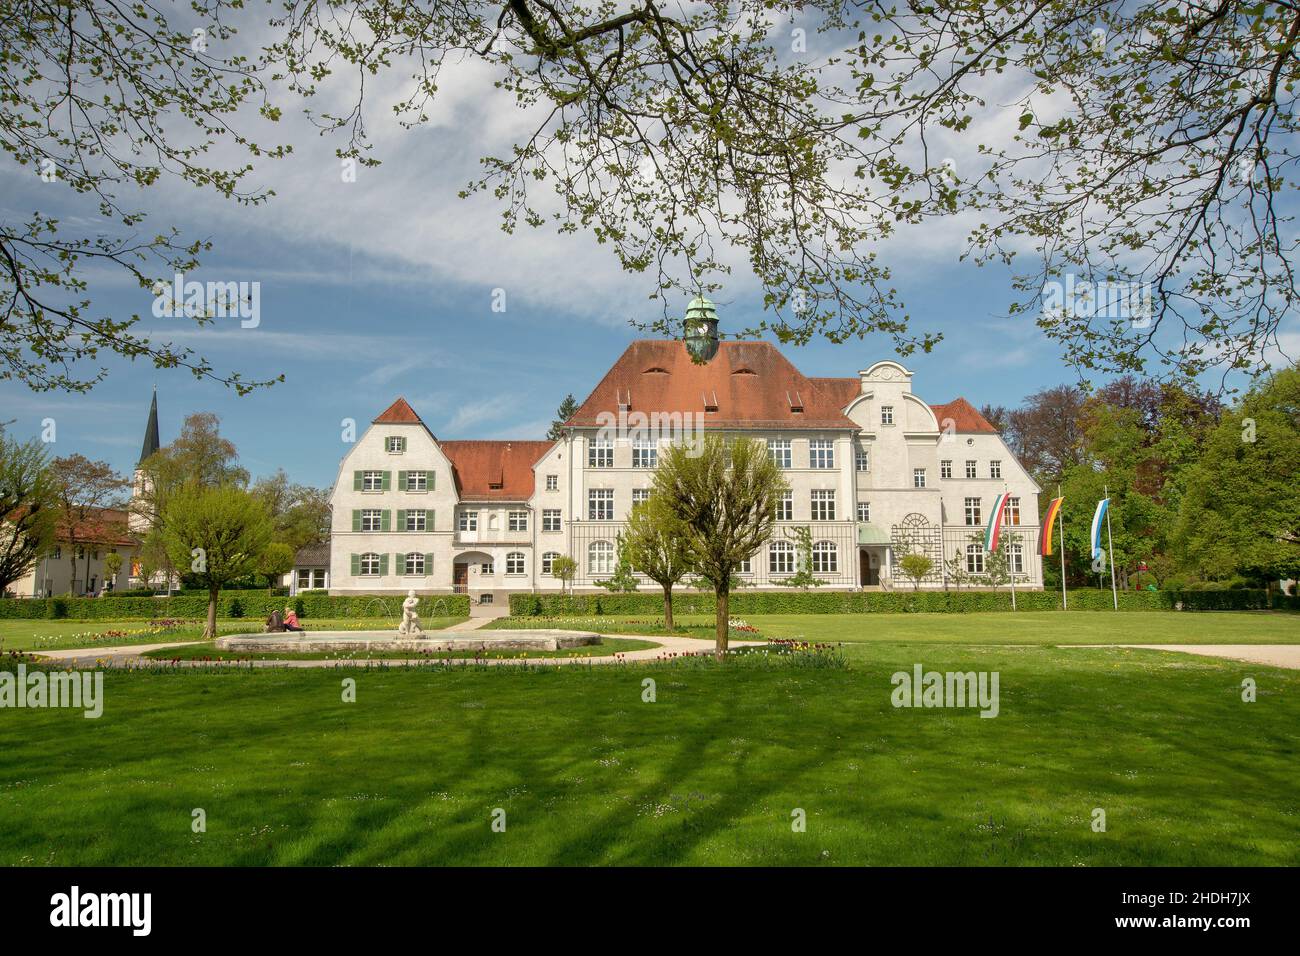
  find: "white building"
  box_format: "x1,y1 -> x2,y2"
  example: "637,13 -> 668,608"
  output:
327,303 -> 1042,599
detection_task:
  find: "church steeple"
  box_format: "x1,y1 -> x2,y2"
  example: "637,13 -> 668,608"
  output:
138,388 -> 160,465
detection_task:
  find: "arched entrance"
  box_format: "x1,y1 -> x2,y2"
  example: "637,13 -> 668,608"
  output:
452,550 -> 493,594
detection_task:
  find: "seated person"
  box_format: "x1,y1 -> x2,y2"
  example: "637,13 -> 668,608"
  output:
283,607 -> 304,632
265,609 -> 286,632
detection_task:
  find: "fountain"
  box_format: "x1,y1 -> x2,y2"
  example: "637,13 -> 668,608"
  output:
214,588 -> 600,654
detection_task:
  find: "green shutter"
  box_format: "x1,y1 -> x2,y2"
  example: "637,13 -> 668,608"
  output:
350,554 -> 360,575
353,470 -> 362,491
351,510 -> 361,532
381,471 -> 391,491
429,470 -> 435,490
426,509 -> 435,529
396,509 -> 406,531
398,470 -> 407,490
424,553 -> 434,573
380,510 -> 391,532
399,437 -> 407,451
395,553 -> 404,574
379,553 -> 389,576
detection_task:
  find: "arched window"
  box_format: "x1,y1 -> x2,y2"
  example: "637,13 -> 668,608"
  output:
769,540 -> 795,574
403,552 -> 425,575
812,541 -> 838,574
360,552 -> 381,576
506,551 -> 525,575
588,540 -> 615,575
541,552 -> 560,575
1008,542 -> 1023,575
965,543 -> 984,574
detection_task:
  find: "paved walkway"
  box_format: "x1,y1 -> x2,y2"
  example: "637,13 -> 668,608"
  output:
34,634 -> 764,669
1073,644 -> 1300,670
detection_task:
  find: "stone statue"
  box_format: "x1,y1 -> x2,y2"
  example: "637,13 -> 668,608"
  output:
397,589 -> 424,637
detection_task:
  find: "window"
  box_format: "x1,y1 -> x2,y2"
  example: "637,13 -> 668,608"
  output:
940,460 -> 952,479
481,562 -> 494,575
965,460 -> 977,479
1009,542 -> 1024,575
738,556 -> 753,574
810,439 -> 835,469
588,489 -> 614,520
767,439 -> 792,469
361,509 -> 383,532
508,511 -> 528,532
811,489 -> 836,521
506,552 -> 525,575
546,474 -> 559,491
297,569 -> 313,590
990,460 -> 1002,479
632,438 -> 658,468
857,502 -> 871,523
542,509 -> 562,532
588,540 -> 615,575
632,488 -> 651,506
856,447 -> 870,472
360,552 -> 381,576
964,497 -> 982,526
403,552 -> 425,575
458,511 -> 478,532
913,468 -> 927,488
52,546 -> 61,560
881,405 -> 894,425
588,438 -> 613,468
775,491 -> 794,521
405,471 -> 428,492
405,510 -> 426,532
1004,496 -> 1021,525
362,470 -> 384,492
966,543 -> 984,574
812,541 -> 838,574
541,552 -> 560,575
386,436 -> 406,453
769,540 -> 795,574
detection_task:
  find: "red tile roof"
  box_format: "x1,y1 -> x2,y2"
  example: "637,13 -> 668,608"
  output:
439,440 -> 553,501
373,397 -> 423,424
55,507 -> 136,547
930,397 -> 998,433
567,341 -> 859,429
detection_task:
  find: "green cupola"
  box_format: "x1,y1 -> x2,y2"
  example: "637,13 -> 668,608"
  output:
684,296 -> 720,364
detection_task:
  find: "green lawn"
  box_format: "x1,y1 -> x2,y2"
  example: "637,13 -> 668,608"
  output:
0,642 -> 1295,865
2,610 -> 1296,866
510,610 -> 1299,645
0,616 -> 468,652
139,636 -> 660,662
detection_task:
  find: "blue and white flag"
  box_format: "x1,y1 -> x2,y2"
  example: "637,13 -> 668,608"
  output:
1090,498 -> 1110,560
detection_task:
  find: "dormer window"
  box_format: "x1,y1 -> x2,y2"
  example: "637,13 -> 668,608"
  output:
703,391 -> 719,412
642,366 -> 669,375
787,390 -> 804,413
616,388 -> 631,412
732,367 -> 756,376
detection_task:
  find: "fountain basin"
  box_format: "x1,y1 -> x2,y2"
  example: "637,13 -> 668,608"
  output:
214,629 -> 601,654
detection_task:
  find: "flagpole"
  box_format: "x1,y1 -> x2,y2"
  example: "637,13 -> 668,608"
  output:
1057,483 -> 1067,610
1005,486 -> 1016,611
1104,483 -> 1119,611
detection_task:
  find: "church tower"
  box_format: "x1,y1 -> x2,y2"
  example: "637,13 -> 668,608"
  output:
129,389 -> 161,535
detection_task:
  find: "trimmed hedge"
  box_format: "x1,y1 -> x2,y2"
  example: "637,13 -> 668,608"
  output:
0,592 -> 470,621
510,588 -> 1290,616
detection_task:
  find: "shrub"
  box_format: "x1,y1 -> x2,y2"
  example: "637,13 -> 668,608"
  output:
509,588 -> 1278,616
0,592 -> 470,620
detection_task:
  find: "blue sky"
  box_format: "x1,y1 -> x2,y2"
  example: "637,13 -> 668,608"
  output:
2,27 -> 1289,491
